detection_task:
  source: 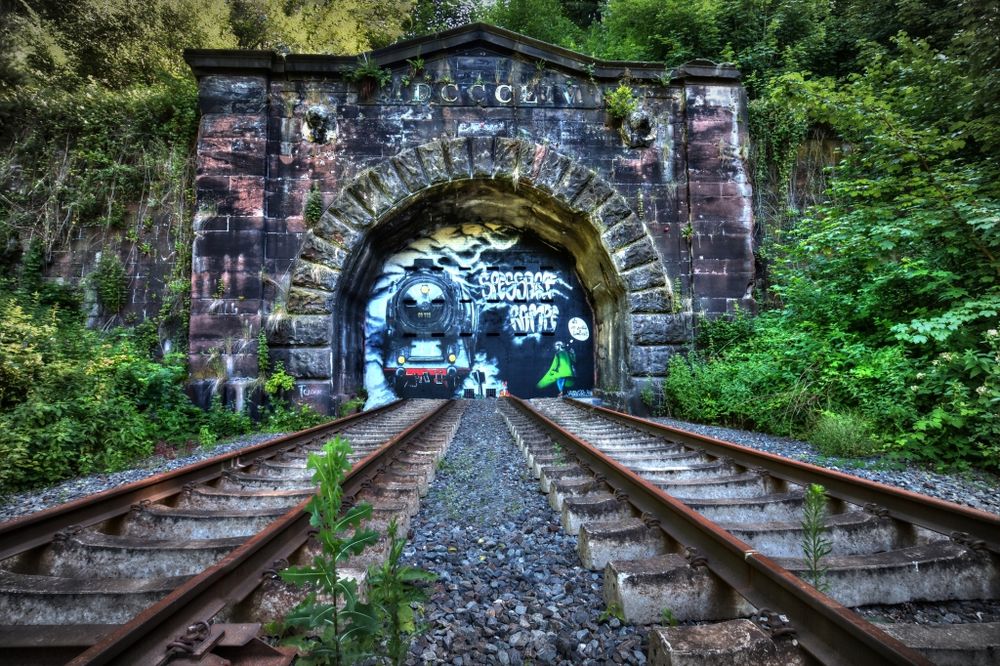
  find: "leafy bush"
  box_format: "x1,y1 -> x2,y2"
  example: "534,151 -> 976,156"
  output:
605,83 -> 638,121
809,411 -> 877,458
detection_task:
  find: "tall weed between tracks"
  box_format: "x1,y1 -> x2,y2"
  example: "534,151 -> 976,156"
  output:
801,484 -> 832,594
278,436 -> 436,664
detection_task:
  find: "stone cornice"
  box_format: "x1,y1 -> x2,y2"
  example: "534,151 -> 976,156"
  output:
184,23 -> 741,84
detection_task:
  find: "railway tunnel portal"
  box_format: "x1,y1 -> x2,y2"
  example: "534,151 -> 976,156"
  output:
184,23 -> 755,413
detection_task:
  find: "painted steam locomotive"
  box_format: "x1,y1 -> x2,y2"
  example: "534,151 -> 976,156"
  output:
383,266 -> 477,394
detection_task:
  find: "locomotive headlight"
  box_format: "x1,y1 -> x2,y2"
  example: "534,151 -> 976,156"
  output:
397,355 -> 406,365
448,353 -> 457,363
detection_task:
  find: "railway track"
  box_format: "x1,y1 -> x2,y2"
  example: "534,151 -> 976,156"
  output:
500,396 -> 1000,666
0,398 -> 463,665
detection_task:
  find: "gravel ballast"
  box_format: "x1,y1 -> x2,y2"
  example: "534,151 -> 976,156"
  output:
402,400 -> 647,665
0,431 -> 287,523
650,416 -> 1000,517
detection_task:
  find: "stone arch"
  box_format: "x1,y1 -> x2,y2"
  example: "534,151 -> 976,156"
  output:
274,136 -> 675,405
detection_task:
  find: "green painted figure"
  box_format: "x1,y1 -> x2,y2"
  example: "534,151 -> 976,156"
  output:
537,341 -> 575,396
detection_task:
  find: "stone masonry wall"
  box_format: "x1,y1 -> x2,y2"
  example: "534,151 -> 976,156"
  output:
185,25 -> 754,412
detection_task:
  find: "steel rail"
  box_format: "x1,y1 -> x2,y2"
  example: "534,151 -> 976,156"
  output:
507,396 -> 930,666
69,399 -> 456,665
567,398 -> 1000,553
0,400 -> 403,562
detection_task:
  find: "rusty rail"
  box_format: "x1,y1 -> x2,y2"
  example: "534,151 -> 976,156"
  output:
69,399 -> 455,665
507,396 -> 931,666
567,398 -> 1000,554
0,400 -> 402,562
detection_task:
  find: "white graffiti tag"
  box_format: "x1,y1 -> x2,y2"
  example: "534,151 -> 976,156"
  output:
509,303 -> 560,334
478,270 -> 559,302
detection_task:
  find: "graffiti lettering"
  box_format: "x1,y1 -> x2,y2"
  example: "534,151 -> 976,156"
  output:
478,270 -> 559,302
509,303 -> 559,334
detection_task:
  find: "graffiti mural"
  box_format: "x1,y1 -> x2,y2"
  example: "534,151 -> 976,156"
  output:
364,224 -> 595,405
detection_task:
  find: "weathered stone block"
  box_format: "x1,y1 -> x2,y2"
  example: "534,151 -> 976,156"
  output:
192,231 -> 264,274
632,314 -> 692,344
316,212 -> 362,248
555,163 -> 593,204
289,380 -> 333,414
391,150 -> 428,191
270,347 -> 332,379
594,195 -> 633,231
348,173 -> 394,218
299,233 -> 346,269
200,113 -> 268,139
623,264 -> 667,292
228,176 -> 266,216
198,75 -> 268,115
524,141 -> 546,177
265,232 -> 303,261
629,287 -> 673,314
287,286 -> 333,314
534,151 -> 571,193
602,214 -> 646,251
648,620 -> 795,666
692,233 -> 751,261
693,272 -> 752,300
444,137 -> 472,179
614,239 -> 658,272
332,191 -> 374,228
372,160 -> 410,203
292,259 -> 340,292
268,315 -> 332,346
629,344 -> 680,376
470,136 -> 495,178
197,137 -> 266,177
189,313 -> 249,340
493,137 -> 522,175
416,141 -> 449,183
571,174 -> 614,212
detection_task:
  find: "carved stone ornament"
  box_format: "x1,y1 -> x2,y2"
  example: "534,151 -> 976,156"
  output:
304,105 -> 335,144
623,108 -> 656,148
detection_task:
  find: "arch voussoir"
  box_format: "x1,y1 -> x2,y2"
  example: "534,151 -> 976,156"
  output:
443,137 -> 472,178
371,160 -> 411,203
416,141 -> 449,183
283,136 -> 685,399
391,149 -> 429,191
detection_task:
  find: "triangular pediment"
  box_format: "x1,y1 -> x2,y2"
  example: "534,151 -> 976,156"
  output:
185,23 -> 739,84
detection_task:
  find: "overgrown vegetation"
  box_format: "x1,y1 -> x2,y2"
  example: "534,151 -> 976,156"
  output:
480,0 -> 1000,472
277,436 -> 435,664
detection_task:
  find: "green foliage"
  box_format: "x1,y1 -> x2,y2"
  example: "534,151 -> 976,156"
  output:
809,411 -> 877,459
91,253 -> 127,315
696,309 -> 755,359
304,186 -> 324,227
659,607 -> 678,627
280,436 -> 380,664
598,602 -> 626,623
477,0 -> 584,49
338,396 -> 366,418
660,22 -> 1000,470
366,520 -> 437,664
347,56 -> 393,88
604,83 -> 638,120
801,483 -> 831,594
